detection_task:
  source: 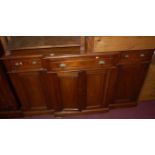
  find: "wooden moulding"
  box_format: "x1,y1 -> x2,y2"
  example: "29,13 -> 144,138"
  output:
84,37 -> 95,53
54,108 -> 109,117
80,36 -> 85,53
0,111 -> 23,118
0,36 -> 11,55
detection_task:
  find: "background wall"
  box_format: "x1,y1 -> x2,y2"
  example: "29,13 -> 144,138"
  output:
94,37 -> 155,52
139,53 -> 155,101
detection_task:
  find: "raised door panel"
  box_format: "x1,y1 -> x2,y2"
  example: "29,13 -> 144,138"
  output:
46,71 -> 84,112
85,69 -> 109,109
114,62 -> 150,104
104,67 -> 118,106
9,71 -> 49,111
59,72 -> 79,110
85,67 -> 117,109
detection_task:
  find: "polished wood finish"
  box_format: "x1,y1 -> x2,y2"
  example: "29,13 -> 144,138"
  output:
80,36 -> 86,53
46,71 -> 84,113
1,36 -> 155,117
8,36 -> 81,50
4,57 -> 42,72
43,53 -> 118,71
94,37 -> 155,52
85,69 -> 110,109
9,71 -> 53,115
119,50 -> 154,64
110,50 -> 154,107
43,53 -> 120,115
112,62 -> 150,106
85,37 -> 94,53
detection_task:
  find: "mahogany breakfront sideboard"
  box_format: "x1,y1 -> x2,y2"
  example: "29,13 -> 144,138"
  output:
0,36 -> 155,117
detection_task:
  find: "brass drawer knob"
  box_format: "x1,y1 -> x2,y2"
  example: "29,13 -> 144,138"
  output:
15,62 -> 23,66
59,63 -> 66,68
98,60 -> 105,65
140,53 -> 145,57
124,54 -> 129,58
32,60 -> 37,65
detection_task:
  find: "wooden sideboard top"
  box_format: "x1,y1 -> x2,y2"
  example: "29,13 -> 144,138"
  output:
8,36 -> 81,50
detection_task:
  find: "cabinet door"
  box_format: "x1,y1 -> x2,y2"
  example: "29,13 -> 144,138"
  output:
114,62 -> 150,104
0,68 -> 18,111
9,71 -> 50,111
46,71 -> 85,112
84,68 -> 117,110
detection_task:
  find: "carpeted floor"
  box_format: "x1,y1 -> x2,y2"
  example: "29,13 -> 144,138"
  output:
24,100 -> 155,119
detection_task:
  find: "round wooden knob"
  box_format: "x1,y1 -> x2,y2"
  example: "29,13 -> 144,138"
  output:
15,62 -> 20,66
32,60 -> 37,65
124,54 -> 129,58
15,62 -> 23,66
59,63 -> 66,68
19,62 -> 23,65
140,53 -> 145,57
98,60 -> 105,65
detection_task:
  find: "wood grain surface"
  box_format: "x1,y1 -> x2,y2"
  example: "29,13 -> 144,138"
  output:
94,36 -> 155,52
8,36 -> 81,50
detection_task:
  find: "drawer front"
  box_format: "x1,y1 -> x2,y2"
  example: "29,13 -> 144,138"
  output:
4,58 -> 42,72
120,50 -> 154,64
44,55 -> 117,71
